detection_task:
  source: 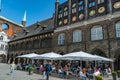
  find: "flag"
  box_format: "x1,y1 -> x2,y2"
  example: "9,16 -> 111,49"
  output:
0,0 -> 1,12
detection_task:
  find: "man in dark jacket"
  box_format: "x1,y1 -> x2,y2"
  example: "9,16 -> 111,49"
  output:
45,61 -> 52,80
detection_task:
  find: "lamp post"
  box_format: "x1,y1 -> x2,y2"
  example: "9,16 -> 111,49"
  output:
106,14 -> 114,71
66,26 -> 70,53
84,21 -> 88,52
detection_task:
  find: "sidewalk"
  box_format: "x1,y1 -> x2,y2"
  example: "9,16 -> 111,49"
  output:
0,63 -> 120,80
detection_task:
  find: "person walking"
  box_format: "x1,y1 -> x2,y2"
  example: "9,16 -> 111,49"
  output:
10,61 -> 16,75
45,61 -> 52,80
27,63 -> 31,75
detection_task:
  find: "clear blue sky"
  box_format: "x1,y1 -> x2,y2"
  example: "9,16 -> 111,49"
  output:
1,0 -> 66,26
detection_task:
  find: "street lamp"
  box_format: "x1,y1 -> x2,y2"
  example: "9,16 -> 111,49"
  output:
106,14 -> 114,70
106,14 -> 113,58
84,21 -> 88,52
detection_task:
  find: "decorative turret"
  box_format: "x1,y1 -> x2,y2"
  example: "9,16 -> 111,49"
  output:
55,0 -> 59,27
56,0 -> 59,2
22,11 -> 26,27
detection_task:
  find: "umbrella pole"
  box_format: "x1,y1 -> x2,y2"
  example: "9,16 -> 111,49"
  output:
95,60 -> 96,67
80,60 -> 82,68
32,59 -> 34,64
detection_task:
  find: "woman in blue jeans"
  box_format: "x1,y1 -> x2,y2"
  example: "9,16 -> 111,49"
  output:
58,67 -> 65,78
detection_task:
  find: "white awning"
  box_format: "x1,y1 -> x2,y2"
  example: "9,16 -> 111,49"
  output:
33,52 -> 62,60
17,53 -> 39,58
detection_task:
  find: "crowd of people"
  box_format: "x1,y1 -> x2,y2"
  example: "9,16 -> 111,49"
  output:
9,61 -> 112,80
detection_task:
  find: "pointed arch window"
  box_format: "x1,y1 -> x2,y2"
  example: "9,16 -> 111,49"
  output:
72,3 -> 77,14
79,6 -> 84,11
73,30 -> 82,43
116,21 -> 120,37
58,33 -> 65,45
91,26 -> 103,41
79,0 -> 84,5
64,7 -> 68,16
97,0 -> 104,4
58,9 -> 63,18
89,1 -> 96,8
78,0 -> 84,11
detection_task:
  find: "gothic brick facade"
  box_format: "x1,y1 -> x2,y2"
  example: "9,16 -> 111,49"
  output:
7,0 -> 120,70
0,16 -> 23,36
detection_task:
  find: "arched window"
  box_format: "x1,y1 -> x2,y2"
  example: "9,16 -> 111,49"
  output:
58,33 -> 65,45
64,7 -> 68,16
91,26 -> 103,41
73,30 -> 82,43
116,21 -> 120,37
89,1 -> 96,8
97,0 -> 104,4
2,23 -> 8,30
78,0 -> 84,11
72,3 -> 77,14
58,9 -> 63,19
0,36 -> 3,40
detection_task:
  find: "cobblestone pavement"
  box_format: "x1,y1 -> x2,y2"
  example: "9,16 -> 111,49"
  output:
0,63 -> 64,80
0,63 -> 119,80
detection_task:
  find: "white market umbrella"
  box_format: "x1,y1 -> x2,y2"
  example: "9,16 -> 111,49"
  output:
33,52 -> 62,60
17,53 -> 39,58
94,55 -> 113,62
0,51 -> 7,55
61,51 -> 98,61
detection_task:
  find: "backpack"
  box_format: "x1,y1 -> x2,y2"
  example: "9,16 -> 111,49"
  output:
45,64 -> 52,72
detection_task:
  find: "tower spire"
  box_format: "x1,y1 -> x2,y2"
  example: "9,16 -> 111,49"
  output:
56,0 -> 59,2
23,11 -> 26,21
22,11 -> 26,27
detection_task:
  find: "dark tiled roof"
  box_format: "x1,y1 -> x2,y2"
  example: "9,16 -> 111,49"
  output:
10,17 -> 54,41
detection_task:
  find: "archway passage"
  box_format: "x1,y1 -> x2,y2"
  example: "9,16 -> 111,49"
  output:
0,54 -> 6,63
15,54 -> 18,64
91,48 -> 108,69
114,55 -> 120,70
114,49 -> 120,70
91,48 -> 107,57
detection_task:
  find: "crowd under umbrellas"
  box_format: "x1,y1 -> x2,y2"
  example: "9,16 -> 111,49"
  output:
16,51 -> 113,80
17,51 -> 113,61
17,51 -> 113,67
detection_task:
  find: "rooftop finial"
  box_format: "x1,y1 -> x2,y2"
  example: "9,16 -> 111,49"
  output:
56,0 -> 59,2
22,10 -> 26,27
22,10 -> 26,21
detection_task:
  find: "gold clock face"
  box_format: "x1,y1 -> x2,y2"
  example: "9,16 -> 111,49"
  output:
79,14 -> 84,20
72,16 -> 77,22
98,7 -> 105,13
114,2 -> 120,9
64,19 -> 68,24
59,21 -> 62,25
89,10 -> 96,16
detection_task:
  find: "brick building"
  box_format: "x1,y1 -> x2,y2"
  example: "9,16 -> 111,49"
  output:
8,0 -> 120,70
53,0 -> 120,70
0,16 -> 23,62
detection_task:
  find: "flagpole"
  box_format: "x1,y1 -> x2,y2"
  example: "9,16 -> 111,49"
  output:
0,0 -> 2,15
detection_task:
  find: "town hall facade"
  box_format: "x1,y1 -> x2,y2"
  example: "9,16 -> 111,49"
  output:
7,0 -> 120,70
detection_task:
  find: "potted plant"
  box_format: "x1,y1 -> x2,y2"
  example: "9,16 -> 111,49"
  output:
96,76 -> 103,80
117,70 -> 120,78
112,71 -> 117,80
29,66 -> 34,74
